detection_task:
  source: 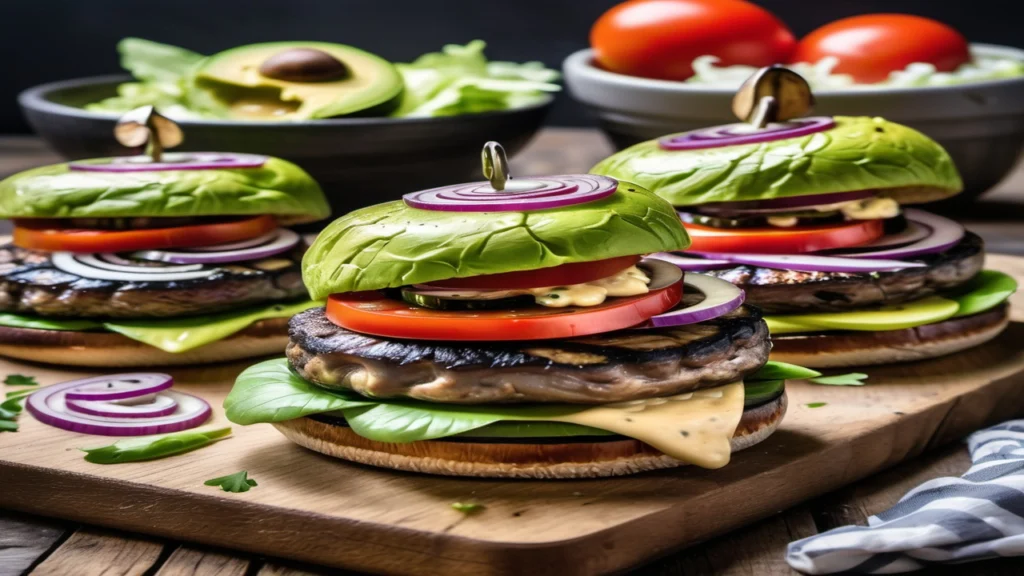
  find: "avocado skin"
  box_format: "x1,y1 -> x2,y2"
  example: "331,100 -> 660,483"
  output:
591,116 -> 963,206
194,41 -> 404,120
301,183 -> 689,299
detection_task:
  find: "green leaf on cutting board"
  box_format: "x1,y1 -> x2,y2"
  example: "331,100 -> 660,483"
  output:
4,374 -> 38,387
204,470 -> 257,493
82,427 -> 232,464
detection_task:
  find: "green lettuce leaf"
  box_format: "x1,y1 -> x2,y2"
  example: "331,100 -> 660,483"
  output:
302,184 -> 688,298
105,300 -> 319,353
0,300 -> 317,353
591,116 -> 963,207
85,38 -> 206,116
948,270 -> 1017,318
0,158 -> 330,222
224,358 -> 375,425
0,313 -> 102,332
747,361 -> 821,381
226,358 -> 790,444
392,40 -> 559,117
82,427 -> 232,464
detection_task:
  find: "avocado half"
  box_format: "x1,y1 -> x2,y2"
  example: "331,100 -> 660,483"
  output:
0,157 -> 331,224
193,41 -> 404,120
301,183 -> 688,299
591,116 -> 963,207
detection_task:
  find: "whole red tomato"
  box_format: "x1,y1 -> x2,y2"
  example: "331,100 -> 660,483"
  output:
791,14 -> 970,83
590,0 -> 796,81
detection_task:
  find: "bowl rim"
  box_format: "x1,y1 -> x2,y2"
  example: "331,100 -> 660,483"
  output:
563,43 -> 1024,96
18,74 -> 556,127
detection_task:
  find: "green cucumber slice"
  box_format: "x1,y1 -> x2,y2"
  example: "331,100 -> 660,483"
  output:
400,289 -> 535,311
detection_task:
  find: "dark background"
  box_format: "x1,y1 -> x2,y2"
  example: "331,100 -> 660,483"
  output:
1,0 -> 1020,132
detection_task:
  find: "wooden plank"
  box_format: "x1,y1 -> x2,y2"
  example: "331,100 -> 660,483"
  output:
0,513 -> 70,576
28,529 -> 165,576
1,254 -> 1023,576
641,507 -> 816,576
154,545 -> 251,576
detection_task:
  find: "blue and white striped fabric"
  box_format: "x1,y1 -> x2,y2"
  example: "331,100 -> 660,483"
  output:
787,420 -> 1024,574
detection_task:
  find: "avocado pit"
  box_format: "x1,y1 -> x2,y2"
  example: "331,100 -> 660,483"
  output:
258,48 -> 349,83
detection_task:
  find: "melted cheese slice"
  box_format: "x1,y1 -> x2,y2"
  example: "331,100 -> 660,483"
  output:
549,381 -> 745,469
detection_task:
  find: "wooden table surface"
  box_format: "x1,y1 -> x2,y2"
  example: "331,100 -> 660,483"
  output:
2,129 -> 1024,576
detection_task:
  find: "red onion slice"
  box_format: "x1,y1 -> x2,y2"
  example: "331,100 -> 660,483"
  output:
696,190 -> 876,216
26,374 -> 210,436
831,220 -> 931,251
51,252 -> 217,282
685,251 -> 925,273
404,175 -> 617,212
69,152 -> 267,173
840,210 -> 964,260
652,252 -> 731,271
64,373 -> 173,401
659,117 -> 835,151
66,394 -> 179,419
645,273 -> 745,328
132,228 -> 300,264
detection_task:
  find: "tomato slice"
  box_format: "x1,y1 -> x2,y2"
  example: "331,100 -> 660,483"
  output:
685,219 -> 884,254
326,282 -> 683,341
12,215 -> 277,253
425,255 -> 642,291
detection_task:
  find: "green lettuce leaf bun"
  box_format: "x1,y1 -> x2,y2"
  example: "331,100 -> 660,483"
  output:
302,182 -> 688,299
591,116 -> 963,207
0,157 -> 330,223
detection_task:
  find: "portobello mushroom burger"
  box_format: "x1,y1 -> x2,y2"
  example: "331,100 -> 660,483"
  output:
592,67 -> 1016,368
223,142 -> 810,479
0,107 -> 330,366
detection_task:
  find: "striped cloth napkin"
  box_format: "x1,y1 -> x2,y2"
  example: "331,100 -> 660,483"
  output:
787,420 -> 1024,574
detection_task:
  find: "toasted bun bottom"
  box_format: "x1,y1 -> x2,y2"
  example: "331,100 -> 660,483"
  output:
273,392 -> 787,479
0,317 -> 290,367
769,305 -> 1010,368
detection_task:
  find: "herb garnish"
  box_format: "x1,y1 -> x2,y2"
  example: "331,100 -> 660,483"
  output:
205,470 -> 257,493
806,402 -> 828,409
4,374 -> 38,387
82,427 -> 232,464
451,502 -> 485,514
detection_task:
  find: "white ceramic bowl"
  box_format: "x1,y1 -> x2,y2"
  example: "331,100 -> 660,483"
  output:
564,44 -> 1024,202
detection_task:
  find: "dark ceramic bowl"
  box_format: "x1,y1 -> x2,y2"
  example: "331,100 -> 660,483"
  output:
19,75 -> 553,219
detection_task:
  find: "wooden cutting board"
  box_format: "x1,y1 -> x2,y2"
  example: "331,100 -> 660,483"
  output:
3,255 -> 1024,576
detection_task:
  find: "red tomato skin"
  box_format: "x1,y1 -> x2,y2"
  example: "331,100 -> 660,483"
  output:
791,14 -> 970,83
591,0 -> 796,81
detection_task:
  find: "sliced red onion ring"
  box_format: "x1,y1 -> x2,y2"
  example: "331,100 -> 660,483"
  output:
645,273 -> 745,328
66,394 -> 179,419
403,175 -> 617,212
132,228 -> 300,264
686,251 -> 925,273
840,210 -> 964,260
51,252 -> 217,282
64,373 -> 173,401
695,190 -> 875,216
823,220 -> 932,253
659,117 -> 835,151
69,152 -> 267,172
26,374 -> 210,436
652,252 -> 731,271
